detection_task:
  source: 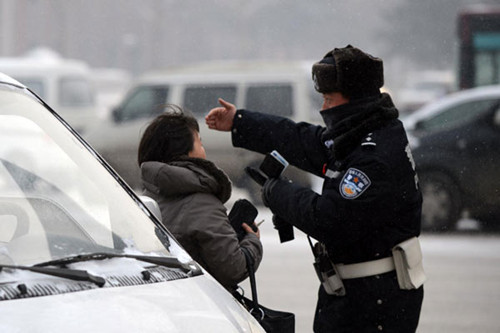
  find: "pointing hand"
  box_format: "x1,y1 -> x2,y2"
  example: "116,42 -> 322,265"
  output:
205,98 -> 237,131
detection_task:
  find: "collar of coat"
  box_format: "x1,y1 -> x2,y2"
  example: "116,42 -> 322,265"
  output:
170,156 -> 232,203
142,156 -> 232,203
320,93 -> 399,161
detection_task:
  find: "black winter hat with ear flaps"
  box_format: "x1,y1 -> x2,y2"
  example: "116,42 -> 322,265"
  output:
312,45 -> 384,100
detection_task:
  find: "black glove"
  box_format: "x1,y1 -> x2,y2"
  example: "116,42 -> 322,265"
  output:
245,167 -> 291,207
261,178 -> 280,207
245,166 -> 272,206
244,166 -> 267,186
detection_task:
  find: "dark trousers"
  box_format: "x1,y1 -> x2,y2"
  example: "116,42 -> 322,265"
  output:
313,271 -> 424,333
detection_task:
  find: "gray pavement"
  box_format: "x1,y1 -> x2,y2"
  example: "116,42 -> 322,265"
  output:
238,208 -> 500,333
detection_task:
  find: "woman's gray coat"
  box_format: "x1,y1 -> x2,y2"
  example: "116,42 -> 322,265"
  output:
141,157 -> 263,291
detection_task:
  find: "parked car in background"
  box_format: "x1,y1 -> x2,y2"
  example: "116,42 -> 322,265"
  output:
90,67 -> 132,115
396,70 -> 455,115
0,72 -> 265,332
85,60 -> 323,197
403,85 -> 500,231
0,48 -> 99,135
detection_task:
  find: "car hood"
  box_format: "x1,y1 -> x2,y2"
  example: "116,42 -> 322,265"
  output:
0,275 -> 263,332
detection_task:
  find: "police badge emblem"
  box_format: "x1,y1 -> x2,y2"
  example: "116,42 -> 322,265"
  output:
339,168 -> 371,199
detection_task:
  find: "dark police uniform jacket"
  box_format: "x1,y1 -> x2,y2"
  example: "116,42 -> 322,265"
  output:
232,93 -> 424,332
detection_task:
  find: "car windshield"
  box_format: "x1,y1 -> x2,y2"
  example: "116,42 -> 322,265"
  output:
0,83 -> 183,267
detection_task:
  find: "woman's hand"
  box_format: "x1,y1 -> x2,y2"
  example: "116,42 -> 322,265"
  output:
205,98 -> 237,131
242,223 -> 260,239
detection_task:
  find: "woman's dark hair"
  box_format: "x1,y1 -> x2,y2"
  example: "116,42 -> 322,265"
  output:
138,104 -> 200,165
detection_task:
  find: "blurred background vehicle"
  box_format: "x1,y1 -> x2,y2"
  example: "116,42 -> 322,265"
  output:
85,60 -> 324,198
89,67 -> 132,117
403,85 -> 500,231
396,70 -> 455,115
0,72 -> 265,332
0,48 -> 99,135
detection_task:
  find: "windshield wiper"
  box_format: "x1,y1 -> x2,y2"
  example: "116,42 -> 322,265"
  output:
34,252 -> 203,277
0,264 -> 106,287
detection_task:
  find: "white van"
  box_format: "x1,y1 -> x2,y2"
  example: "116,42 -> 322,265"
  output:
90,67 -> 132,113
86,60 -> 323,195
0,72 -> 265,332
0,48 -> 99,135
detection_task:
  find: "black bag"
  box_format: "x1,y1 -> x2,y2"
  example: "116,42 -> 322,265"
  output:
238,248 -> 295,333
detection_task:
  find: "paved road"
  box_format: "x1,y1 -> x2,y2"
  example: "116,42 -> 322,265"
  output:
238,209 -> 500,333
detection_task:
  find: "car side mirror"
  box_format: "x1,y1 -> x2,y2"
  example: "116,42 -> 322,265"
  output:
139,195 -> 162,222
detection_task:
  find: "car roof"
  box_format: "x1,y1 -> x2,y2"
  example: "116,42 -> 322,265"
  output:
137,60 -> 315,84
403,84 -> 500,129
0,48 -> 90,76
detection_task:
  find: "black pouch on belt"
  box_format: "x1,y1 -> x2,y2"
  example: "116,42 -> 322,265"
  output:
312,242 -> 346,296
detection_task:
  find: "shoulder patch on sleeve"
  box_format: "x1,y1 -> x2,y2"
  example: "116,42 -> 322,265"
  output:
361,132 -> 376,148
339,168 -> 371,199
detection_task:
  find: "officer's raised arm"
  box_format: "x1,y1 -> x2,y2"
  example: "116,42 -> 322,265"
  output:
205,98 -> 237,131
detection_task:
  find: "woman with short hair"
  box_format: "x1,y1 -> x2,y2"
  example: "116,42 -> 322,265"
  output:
138,105 -> 262,292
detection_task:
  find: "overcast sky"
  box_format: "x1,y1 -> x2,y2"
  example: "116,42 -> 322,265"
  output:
1,0 -> 499,89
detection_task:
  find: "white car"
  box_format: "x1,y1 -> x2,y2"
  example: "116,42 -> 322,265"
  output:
85,60 -> 323,197
0,72 -> 265,332
0,48 -> 100,135
396,70 -> 454,114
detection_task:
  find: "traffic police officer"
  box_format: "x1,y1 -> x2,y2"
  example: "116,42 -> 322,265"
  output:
206,45 -> 424,332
